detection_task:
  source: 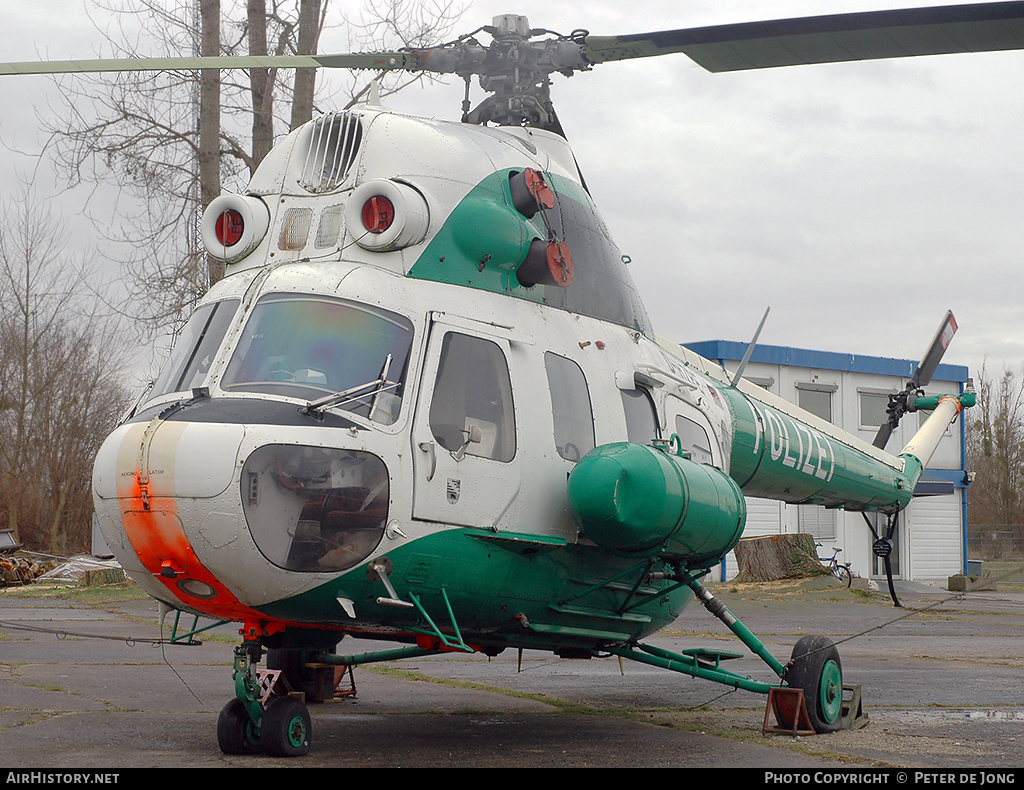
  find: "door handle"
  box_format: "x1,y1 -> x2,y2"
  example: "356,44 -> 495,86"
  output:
418,441 -> 436,481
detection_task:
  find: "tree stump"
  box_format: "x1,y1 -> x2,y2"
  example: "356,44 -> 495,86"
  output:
733,534 -> 831,582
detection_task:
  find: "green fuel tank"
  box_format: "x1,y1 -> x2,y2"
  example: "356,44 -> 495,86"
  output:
567,441 -> 746,565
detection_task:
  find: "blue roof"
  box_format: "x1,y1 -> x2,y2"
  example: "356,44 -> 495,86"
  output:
683,340 -> 969,383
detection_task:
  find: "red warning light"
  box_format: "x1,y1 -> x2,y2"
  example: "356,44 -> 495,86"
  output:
361,196 -> 395,234
214,209 -> 245,247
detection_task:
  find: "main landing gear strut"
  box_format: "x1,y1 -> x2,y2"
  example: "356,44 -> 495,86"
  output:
609,575 -> 858,734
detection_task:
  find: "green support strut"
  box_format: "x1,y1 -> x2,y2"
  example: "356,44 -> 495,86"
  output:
608,575 -> 787,695
685,576 -> 787,678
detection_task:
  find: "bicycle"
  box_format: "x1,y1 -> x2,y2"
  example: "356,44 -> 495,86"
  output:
817,544 -> 852,587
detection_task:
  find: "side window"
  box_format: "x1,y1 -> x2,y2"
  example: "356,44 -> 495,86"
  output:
544,353 -> 595,462
429,332 -> 516,462
674,414 -> 714,465
151,299 -> 238,399
621,387 -> 659,444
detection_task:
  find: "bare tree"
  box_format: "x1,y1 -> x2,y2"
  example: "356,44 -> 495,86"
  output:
41,0 -> 463,339
199,0 -> 222,284
965,364 -> 1024,556
0,188 -> 131,552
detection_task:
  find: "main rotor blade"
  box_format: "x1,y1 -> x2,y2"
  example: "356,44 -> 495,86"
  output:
584,1 -> 1024,72
0,51 -> 413,77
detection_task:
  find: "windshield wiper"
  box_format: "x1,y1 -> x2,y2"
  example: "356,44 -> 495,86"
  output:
300,354 -> 396,419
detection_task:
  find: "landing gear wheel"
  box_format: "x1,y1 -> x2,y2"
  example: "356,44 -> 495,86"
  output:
261,696 -> 312,757
217,698 -> 261,755
786,635 -> 843,733
835,566 -> 852,588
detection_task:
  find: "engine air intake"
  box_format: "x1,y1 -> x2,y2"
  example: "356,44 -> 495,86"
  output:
298,112 -> 363,193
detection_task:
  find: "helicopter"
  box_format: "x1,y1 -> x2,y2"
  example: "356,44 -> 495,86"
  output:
1,2 -> 1014,758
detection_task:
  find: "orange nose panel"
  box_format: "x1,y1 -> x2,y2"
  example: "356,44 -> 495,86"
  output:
119,472 -> 271,623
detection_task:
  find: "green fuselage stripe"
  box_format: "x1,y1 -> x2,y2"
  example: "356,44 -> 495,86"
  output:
256,527 -> 694,651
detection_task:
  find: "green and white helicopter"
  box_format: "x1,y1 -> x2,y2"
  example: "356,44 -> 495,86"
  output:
4,2 -> 1016,757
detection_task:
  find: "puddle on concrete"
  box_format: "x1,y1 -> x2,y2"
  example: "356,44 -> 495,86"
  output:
888,708 -> 1024,723
963,710 -> 1024,721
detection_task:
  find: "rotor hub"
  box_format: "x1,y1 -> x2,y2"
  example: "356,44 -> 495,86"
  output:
407,16 -> 591,130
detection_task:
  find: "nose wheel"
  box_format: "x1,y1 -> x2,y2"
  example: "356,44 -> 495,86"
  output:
217,698 -> 261,754
217,639 -> 313,757
261,696 -> 312,757
217,695 -> 312,757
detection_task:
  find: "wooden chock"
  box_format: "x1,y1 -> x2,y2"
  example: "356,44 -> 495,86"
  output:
763,687 -> 816,736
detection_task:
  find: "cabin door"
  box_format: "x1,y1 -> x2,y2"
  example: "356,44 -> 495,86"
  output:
411,314 -> 521,528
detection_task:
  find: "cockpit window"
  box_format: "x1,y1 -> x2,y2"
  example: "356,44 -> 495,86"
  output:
532,178 -> 652,336
151,299 -> 239,399
241,445 -> 388,573
220,294 -> 414,424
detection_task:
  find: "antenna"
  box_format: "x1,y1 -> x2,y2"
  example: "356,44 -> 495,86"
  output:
731,307 -> 770,386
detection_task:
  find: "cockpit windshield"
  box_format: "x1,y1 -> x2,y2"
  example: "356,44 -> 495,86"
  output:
220,294 -> 414,425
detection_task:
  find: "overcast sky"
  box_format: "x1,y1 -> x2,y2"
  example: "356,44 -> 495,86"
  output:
2,0 -> 1023,385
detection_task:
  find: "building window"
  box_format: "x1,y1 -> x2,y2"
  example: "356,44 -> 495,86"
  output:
798,504 -> 837,540
859,391 -> 891,429
797,383 -> 835,422
745,376 -> 774,391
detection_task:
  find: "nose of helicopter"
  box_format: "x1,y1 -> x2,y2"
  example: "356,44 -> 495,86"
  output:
92,418 -> 262,619
94,410 -> 394,621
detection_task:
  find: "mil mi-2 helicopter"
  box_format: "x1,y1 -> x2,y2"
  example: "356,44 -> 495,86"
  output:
2,1 -> 1015,757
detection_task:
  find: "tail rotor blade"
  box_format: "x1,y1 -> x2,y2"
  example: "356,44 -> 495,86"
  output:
911,310 -> 958,389
872,310 -> 957,451
873,421 -> 895,451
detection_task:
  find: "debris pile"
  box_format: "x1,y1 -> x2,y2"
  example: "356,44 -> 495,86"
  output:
38,555 -> 125,585
1,553 -> 124,586
0,554 -> 61,585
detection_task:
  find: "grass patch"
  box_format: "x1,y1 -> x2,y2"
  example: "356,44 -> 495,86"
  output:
976,560 -> 1024,590
0,579 -> 150,605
